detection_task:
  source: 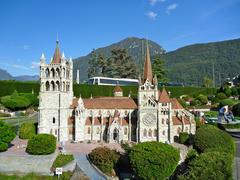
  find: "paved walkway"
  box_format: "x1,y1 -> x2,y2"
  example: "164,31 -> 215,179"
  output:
74,154 -> 106,180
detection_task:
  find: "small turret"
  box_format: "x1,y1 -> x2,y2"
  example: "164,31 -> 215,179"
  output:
113,85 -> 123,97
40,53 -> 46,64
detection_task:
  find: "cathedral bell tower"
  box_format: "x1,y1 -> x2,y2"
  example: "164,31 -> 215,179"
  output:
138,42 -> 159,142
38,40 -> 73,142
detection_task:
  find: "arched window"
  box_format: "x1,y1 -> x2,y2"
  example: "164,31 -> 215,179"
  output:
143,129 -> 147,137
124,127 -> 128,135
63,68 -> 65,78
87,127 -> 91,134
53,117 -> 55,124
154,129 -> 157,137
55,129 -> 57,135
62,82 -> 65,92
162,118 -> 165,124
177,127 -> 181,134
46,81 -> 50,91
148,129 -> 152,137
56,68 -> 60,77
56,81 -> 60,91
51,68 -> 55,78
51,81 -> 55,91
96,127 -> 100,134
45,68 -> 50,78
162,130 -> 165,136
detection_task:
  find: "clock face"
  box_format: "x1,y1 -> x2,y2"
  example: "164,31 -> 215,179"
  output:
143,113 -> 156,126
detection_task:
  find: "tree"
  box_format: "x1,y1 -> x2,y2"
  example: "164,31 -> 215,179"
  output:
0,121 -> 16,152
108,48 -> 137,78
203,76 -> 213,88
152,57 -> 167,82
88,50 -> 99,78
130,141 -> 179,180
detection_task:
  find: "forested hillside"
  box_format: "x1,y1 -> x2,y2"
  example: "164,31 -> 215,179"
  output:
160,38 -> 240,86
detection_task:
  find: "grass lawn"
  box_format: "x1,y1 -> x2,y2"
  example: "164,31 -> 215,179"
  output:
0,172 -> 73,180
51,154 -> 74,171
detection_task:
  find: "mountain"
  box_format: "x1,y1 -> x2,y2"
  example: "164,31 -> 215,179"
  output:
160,38 -> 240,86
73,37 -> 165,81
0,68 -> 13,80
0,68 -> 39,81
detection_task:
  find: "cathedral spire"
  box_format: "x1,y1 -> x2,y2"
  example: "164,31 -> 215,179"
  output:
143,40 -> 153,83
51,39 -> 61,64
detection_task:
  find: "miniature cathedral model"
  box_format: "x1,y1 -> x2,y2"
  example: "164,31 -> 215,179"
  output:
38,41 -> 196,143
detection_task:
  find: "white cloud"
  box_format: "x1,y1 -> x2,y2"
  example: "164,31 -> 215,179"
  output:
12,64 -> 30,70
145,11 -> 158,20
166,3 -> 178,14
30,61 -> 40,69
23,45 -> 30,50
149,0 -> 166,6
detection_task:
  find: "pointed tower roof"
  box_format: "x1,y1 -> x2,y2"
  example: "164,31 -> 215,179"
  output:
143,42 -> 153,83
51,40 -> 61,64
113,85 -> 123,93
159,88 -> 170,103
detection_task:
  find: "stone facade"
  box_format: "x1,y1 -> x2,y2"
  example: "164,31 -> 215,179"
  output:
38,42 -> 196,143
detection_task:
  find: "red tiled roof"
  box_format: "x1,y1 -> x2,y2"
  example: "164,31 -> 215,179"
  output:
51,41 -> 61,64
159,88 -> 170,103
171,98 -> 183,109
172,116 -> 182,125
113,85 -> 123,92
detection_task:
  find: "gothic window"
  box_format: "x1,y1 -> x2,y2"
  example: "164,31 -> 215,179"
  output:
154,129 -> 157,137
56,81 -> 60,91
87,127 -> 91,134
56,68 -> 60,77
51,68 -> 55,78
63,82 -> 65,92
46,81 -> 50,91
162,130 -> 165,136
51,81 -> 55,91
63,68 -> 66,78
148,129 -> 152,137
166,118 -> 169,124
55,129 -> 57,135
162,118 -> 165,124
76,111 -> 78,116
124,127 -> 128,135
143,129 -> 147,137
45,68 -> 50,78
177,127 -> 181,134
96,127 -> 100,134
53,117 -> 56,124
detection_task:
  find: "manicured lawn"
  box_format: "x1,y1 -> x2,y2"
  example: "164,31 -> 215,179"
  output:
51,154 -> 74,170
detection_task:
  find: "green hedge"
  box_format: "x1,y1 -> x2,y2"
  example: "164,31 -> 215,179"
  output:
130,141 -> 179,180
0,121 -> 16,152
88,147 -> 120,176
179,132 -> 189,144
26,134 -> 56,155
194,125 -> 235,155
218,123 -> 240,130
52,154 -> 74,171
179,151 -> 233,180
19,123 -> 36,139
233,103 -> 240,116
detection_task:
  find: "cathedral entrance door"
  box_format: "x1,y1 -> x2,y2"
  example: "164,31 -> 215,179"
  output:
113,128 -> 119,142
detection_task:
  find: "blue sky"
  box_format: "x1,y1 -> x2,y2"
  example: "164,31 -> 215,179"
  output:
0,0 -> 239,76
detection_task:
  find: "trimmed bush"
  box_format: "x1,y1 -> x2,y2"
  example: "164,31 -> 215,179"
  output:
194,125 -> 235,155
216,92 -> 227,100
130,141 -> 179,180
0,142 -> 8,152
219,98 -> 239,107
88,147 -> 120,175
0,113 -> 11,117
179,151 -> 233,180
190,99 -> 201,106
26,134 -> 56,155
185,149 -> 198,163
0,121 -> 16,144
19,123 -> 36,139
179,132 -> 189,144
52,154 -> 74,171
232,103 -> 240,116
196,94 -> 208,105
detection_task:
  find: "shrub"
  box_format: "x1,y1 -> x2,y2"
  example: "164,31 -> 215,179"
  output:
88,147 -> 120,175
0,113 -> 11,117
185,149 -> 198,163
130,141 -> 179,180
0,121 -> 16,144
180,151 -> 233,180
216,92 -> 227,100
232,103 -> 240,116
219,99 -> 238,107
121,142 -> 131,154
179,132 -> 189,144
19,123 -> 36,139
26,134 -> 56,155
0,141 -> 8,152
224,88 -> 232,97
178,98 -> 187,108
196,94 -> 208,105
190,99 -> 201,106
194,125 -> 235,155
52,154 -> 74,171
